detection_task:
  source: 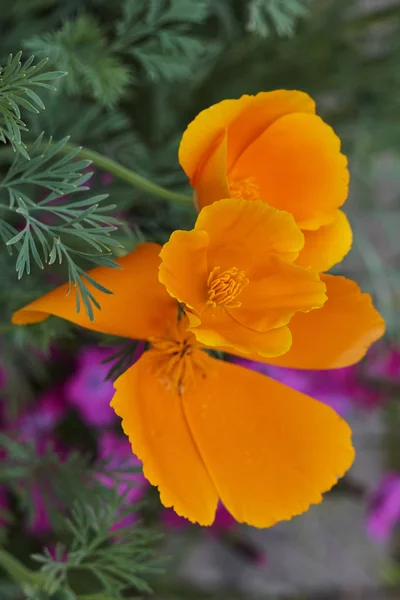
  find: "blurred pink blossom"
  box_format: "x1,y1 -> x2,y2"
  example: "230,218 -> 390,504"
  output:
97,430 -> 147,503
368,346 -> 400,381
66,347 -> 117,427
162,501 -> 235,532
367,472 -> 400,542
6,388 -> 67,535
232,358 -> 381,416
97,431 -> 148,530
17,388 -> 66,442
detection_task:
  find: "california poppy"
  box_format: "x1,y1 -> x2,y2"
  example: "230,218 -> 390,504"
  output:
13,243 -> 382,527
159,197 -> 383,363
159,197 -> 327,357
179,90 -> 351,272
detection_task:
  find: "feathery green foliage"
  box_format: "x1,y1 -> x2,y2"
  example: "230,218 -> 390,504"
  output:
32,495 -> 162,598
247,0 -> 310,37
0,52 -> 65,157
26,16 -> 131,106
0,433 -> 162,598
115,0 -> 216,83
0,134 -> 122,320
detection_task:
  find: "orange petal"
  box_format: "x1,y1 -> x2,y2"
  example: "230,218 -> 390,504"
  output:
296,210 -> 353,272
179,90 -> 315,184
159,229 -> 209,311
266,275 -> 385,369
193,133 -> 231,210
187,308 -> 292,358
184,356 -> 354,528
231,113 -> 349,229
226,90 -> 315,172
12,243 -> 177,340
196,198 -> 304,271
229,255 -> 326,331
179,97 -> 252,183
111,350 -> 218,525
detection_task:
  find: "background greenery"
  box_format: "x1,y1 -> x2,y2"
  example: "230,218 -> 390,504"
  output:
0,0 -> 399,599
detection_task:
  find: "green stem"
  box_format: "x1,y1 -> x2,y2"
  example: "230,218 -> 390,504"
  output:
66,144 -> 191,204
0,546 -> 41,587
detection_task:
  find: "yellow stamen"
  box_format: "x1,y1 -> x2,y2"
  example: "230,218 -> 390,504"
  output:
207,266 -> 249,309
229,176 -> 260,201
149,318 -> 207,395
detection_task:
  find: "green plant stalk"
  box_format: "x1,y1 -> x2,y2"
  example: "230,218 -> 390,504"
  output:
0,546 -> 41,587
0,546 -> 115,599
0,143 -> 192,204
65,144 -> 192,204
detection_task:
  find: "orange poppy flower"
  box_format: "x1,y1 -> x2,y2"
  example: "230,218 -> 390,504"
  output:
12,243 -> 383,527
179,90 -> 351,273
159,197 -> 327,357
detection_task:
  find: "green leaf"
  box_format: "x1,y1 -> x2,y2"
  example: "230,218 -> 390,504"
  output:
25,16 -> 131,106
247,0 -> 310,37
0,53 -> 66,156
1,135 -> 121,319
115,0 -> 215,82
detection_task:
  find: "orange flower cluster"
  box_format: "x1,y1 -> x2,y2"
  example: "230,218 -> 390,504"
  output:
12,90 -> 385,528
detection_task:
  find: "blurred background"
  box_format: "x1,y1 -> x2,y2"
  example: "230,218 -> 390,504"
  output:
0,0 -> 399,599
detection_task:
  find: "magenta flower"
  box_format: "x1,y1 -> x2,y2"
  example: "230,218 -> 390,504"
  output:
232,358 -> 380,416
97,431 -> 148,530
4,388 -> 67,535
100,172 -> 113,186
97,431 -> 147,503
66,347 -> 117,427
367,473 -> 400,542
368,346 -> 400,381
162,501 -> 235,532
17,388 -> 66,442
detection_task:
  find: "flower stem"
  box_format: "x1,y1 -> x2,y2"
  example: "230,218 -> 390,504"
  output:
0,546 -> 41,587
66,144 -> 192,204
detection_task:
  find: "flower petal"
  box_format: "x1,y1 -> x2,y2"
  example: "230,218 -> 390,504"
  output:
226,90 -> 315,172
12,243 -> 177,340
231,113 -> 349,229
193,133 -> 231,209
184,356 -> 355,528
187,309 -> 292,358
229,255 -> 326,331
295,210 -> 353,272
179,90 -> 315,185
179,97 -> 251,183
111,351 -> 218,525
159,229 -> 209,311
265,275 -> 385,369
196,198 -> 304,271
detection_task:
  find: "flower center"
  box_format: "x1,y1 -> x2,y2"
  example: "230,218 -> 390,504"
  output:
150,317 -> 207,394
207,266 -> 249,309
229,176 -> 260,201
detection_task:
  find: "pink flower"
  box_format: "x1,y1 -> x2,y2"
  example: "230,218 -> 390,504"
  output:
232,358 -> 381,416
367,473 -> 400,542
17,388 -> 66,442
66,347 -> 117,427
6,388 -> 67,535
162,501 -> 235,532
97,431 -> 148,531
100,172 -> 113,186
97,431 -> 147,502
367,346 -> 400,381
